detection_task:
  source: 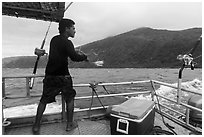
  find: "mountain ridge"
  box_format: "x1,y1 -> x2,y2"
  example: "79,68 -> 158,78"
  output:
3,27 -> 202,68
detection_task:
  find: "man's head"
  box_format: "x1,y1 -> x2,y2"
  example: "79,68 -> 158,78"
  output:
58,18 -> 76,38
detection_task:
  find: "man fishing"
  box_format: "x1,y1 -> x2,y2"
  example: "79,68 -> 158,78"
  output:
32,18 -> 88,134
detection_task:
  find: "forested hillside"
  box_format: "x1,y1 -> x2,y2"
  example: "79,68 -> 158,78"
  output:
3,27 -> 202,68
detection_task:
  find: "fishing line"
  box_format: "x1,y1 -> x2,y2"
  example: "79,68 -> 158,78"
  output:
66,2 -> 104,67
77,49 -> 104,67
177,35 -> 202,70
186,35 -> 202,55
186,35 -> 202,59
61,2 -> 104,67
193,55 -> 202,60
153,36 -> 202,134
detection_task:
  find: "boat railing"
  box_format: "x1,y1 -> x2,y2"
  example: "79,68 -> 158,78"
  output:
151,80 -> 202,133
2,75 -> 202,134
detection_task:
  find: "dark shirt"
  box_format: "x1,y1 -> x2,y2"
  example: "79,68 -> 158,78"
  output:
45,35 -> 87,76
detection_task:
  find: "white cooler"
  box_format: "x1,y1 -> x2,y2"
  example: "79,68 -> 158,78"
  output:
110,98 -> 155,135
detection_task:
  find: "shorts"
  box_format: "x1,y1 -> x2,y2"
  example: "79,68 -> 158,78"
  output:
40,75 -> 76,104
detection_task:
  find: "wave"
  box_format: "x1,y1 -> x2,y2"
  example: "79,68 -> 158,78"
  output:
157,78 -> 202,95
135,78 -> 201,99
134,78 -> 202,116
3,79 -> 202,118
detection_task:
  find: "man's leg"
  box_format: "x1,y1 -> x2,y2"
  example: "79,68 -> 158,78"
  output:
66,98 -> 77,131
67,98 -> 74,122
32,102 -> 47,134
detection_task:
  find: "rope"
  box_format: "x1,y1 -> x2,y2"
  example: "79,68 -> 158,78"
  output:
151,81 -> 177,135
152,126 -> 174,135
154,92 -> 177,135
89,83 -> 105,108
88,83 -> 106,119
102,85 -> 110,94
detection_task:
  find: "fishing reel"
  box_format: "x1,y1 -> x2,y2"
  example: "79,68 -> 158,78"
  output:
34,48 -> 47,56
177,54 -> 195,70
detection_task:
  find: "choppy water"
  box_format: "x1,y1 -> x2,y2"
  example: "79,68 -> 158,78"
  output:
2,68 -> 202,118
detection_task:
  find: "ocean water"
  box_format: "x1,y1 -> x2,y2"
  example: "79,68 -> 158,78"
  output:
2,68 -> 202,118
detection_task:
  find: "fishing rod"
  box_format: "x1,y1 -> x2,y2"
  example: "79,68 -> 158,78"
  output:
176,36 -> 202,134
65,2 -> 73,12
151,35 -> 202,134
29,2 -> 74,89
176,35 -> 202,104
177,35 -> 202,71
29,22 -> 51,89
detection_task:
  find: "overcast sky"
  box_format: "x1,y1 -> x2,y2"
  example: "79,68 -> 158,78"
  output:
1,1 -> 202,58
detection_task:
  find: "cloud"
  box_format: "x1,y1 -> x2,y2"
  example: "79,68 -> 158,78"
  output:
2,2 -> 202,57
65,2 -> 201,45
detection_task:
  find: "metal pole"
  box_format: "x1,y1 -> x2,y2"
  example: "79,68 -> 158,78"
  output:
26,77 -> 30,97
177,64 -> 185,104
150,80 -> 156,101
186,108 -> 190,124
2,78 -> 5,98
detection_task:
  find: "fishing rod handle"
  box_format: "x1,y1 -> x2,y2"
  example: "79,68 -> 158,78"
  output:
32,56 -> 40,74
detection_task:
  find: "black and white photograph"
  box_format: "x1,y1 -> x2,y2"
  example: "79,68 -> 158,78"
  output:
2,0 -> 202,135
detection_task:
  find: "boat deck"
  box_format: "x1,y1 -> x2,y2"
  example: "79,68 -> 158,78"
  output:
5,119 -> 110,135
2,79 -> 202,135
4,113 -> 192,135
